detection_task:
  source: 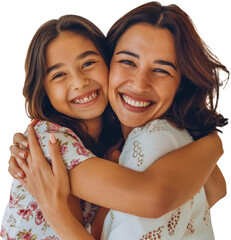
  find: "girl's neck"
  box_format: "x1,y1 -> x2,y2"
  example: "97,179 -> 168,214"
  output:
82,116 -> 103,142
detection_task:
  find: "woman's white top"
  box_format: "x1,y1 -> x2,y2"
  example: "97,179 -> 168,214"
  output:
101,119 -> 214,240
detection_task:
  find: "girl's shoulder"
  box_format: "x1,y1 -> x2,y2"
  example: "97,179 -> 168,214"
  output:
34,120 -> 79,140
32,120 -> 95,170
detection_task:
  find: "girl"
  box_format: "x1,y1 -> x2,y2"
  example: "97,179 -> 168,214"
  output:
7,2 -> 228,239
1,14 -> 121,239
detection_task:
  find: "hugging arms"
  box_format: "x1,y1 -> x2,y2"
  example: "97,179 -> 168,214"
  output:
5,2 -> 229,240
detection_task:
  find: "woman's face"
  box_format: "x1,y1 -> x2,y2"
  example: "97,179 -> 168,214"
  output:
44,31 -> 108,121
109,23 -> 181,128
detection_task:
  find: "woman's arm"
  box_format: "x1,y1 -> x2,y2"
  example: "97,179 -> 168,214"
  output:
91,207 -> 110,240
10,129 -> 223,218
16,131 -> 94,240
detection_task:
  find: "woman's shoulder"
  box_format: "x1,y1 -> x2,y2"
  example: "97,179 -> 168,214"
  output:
128,119 -> 172,138
128,119 -> 193,147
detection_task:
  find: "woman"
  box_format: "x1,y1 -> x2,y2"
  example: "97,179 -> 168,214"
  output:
8,2 -> 228,239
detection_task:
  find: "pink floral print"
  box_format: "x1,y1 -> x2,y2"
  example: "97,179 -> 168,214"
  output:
35,210 -> 45,225
1,120 -> 96,239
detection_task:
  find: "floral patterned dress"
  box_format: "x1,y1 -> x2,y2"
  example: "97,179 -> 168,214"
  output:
1,120 -> 98,240
101,119 -> 214,240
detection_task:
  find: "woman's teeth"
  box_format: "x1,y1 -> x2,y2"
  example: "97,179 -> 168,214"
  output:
121,94 -> 151,107
73,91 -> 98,104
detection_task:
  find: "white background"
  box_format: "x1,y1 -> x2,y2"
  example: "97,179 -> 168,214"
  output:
0,0 -> 230,238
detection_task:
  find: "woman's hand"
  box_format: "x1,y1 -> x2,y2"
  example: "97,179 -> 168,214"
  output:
16,124 -> 94,240
16,125 -> 71,217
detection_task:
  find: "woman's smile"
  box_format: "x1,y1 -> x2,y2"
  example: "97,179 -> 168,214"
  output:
108,23 -> 181,129
120,92 -> 154,111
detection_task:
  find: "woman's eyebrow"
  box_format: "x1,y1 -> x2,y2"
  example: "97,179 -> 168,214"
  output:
116,50 -> 139,59
154,60 -> 177,71
116,51 -> 177,71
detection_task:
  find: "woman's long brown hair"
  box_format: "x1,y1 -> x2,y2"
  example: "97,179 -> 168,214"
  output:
107,2 -> 229,139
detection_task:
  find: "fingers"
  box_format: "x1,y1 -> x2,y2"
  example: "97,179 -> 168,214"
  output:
48,133 -> 66,175
8,156 -> 26,178
15,156 -> 29,176
13,132 -> 29,149
110,150 -> 121,164
30,119 -> 39,127
27,125 -> 46,166
10,144 -> 28,160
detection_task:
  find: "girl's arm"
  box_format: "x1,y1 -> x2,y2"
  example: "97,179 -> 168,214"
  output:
11,127 -> 223,218
69,131 -> 223,218
204,165 -> 226,208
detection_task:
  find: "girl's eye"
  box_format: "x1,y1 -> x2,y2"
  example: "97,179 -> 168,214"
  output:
82,61 -> 96,69
52,73 -> 66,80
119,60 -> 136,67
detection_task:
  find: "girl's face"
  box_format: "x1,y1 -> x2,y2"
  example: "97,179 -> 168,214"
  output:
108,23 -> 181,129
44,31 -> 108,121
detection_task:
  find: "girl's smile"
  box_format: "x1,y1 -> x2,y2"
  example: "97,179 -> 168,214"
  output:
44,31 -> 109,122
70,89 -> 100,106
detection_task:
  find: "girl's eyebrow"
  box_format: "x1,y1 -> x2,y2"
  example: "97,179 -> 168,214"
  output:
77,50 -> 99,60
46,63 -> 63,75
46,51 -> 99,74
116,50 -> 177,71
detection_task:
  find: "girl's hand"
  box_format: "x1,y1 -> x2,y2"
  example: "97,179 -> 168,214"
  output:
9,135 -> 28,179
8,119 -> 38,179
16,125 -> 71,217
104,138 -> 123,164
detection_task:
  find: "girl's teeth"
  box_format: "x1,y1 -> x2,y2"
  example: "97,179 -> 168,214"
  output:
122,94 -> 151,108
73,91 -> 98,104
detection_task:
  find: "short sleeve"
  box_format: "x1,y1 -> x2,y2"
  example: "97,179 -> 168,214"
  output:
25,120 -> 95,171
120,119 -> 181,171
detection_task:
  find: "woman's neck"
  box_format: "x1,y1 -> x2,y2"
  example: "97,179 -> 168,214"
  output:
82,116 -> 103,142
121,124 -> 134,140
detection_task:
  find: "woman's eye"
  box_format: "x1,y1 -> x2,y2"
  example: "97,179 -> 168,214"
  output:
119,60 -> 136,66
82,61 -> 96,69
52,73 -> 66,80
154,69 -> 169,75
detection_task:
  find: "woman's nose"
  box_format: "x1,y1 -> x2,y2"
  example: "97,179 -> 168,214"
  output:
130,69 -> 150,92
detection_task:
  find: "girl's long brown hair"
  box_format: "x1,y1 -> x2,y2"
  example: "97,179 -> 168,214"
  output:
107,2 -> 229,139
23,15 -> 121,156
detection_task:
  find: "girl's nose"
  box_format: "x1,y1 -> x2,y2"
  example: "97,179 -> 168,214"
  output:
71,75 -> 90,90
